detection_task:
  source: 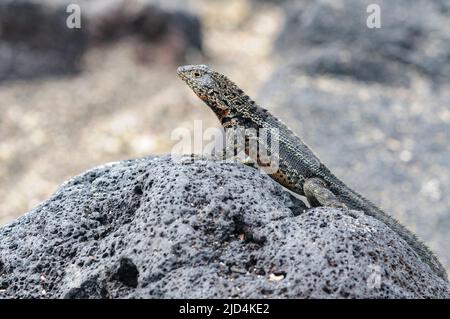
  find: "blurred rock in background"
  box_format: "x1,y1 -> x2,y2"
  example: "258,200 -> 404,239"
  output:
85,0 -> 202,65
0,0 -> 88,81
275,0 -> 450,86
0,0 -> 203,82
0,0 -> 449,276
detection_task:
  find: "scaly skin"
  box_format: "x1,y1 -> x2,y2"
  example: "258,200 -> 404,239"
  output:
177,64 -> 448,281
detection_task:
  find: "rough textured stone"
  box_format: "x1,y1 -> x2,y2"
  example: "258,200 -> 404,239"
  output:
276,0 -> 450,86
0,156 -> 448,298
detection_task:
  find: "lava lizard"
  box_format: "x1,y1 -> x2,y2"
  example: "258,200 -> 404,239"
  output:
177,64 -> 448,281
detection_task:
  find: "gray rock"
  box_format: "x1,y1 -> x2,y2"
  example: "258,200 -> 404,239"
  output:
275,0 -> 450,86
87,0 -> 202,51
281,47 -> 411,87
0,0 -> 88,82
0,155 -> 448,298
0,0 -> 202,82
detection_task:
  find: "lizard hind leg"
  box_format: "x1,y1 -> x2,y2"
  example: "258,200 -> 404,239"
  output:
303,177 -> 347,209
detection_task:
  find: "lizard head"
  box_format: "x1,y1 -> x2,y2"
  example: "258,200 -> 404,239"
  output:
177,64 -> 252,121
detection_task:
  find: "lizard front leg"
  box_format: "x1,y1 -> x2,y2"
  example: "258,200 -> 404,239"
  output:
213,126 -> 257,167
303,177 -> 347,209
209,140 -> 256,168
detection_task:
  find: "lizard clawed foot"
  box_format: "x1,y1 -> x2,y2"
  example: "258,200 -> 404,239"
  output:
242,158 -> 257,169
327,201 -> 348,209
209,146 -> 258,169
303,177 -> 347,209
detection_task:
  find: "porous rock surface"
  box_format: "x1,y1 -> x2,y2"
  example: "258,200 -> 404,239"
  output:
0,156 -> 449,298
